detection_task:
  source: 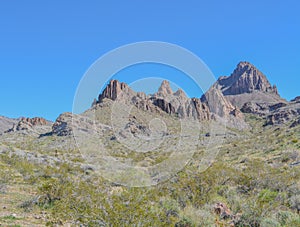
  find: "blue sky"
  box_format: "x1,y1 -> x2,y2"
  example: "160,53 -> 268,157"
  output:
0,1 -> 299,121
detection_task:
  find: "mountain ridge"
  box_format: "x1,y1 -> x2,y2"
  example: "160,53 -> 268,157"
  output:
2,61 -> 300,135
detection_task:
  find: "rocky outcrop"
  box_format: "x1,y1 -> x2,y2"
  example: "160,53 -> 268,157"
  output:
189,98 -> 211,121
241,102 -> 270,116
157,80 -> 173,97
210,61 -> 298,128
6,117 -> 49,133
97,80 -> 136,103
152,98 -> 175,114
152,83 -> 211,120
95,80 -> 212,122
51,112 -> 112,137
214,62 -> 285,109
201,87 -> 248,129
52,113 -> 73,136
262,97 -> 300,127
202,87 -> 234,118
269,102 -> 288,111
290,117 -> 300,128
216,62 -> 278,95
241,102 -> 288,116
0,116 -> 19,134
291,96 -> 300,103
265,107 -> 300,126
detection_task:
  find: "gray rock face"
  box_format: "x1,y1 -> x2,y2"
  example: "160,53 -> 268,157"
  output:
201,87 -> 248,129
52,113 -> 73,136
201,87 -> 234,118
95,80 -> 212,122
214,62 -> 285,110
189,98 -> 211,121
216,62 -> 278,95
152,82 -> 211,121
157,80 -> 173,97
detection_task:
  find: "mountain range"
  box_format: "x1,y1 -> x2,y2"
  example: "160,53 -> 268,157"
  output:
1,61 -> 299,136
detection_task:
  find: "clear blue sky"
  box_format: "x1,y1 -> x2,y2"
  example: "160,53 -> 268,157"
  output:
0,0 -> 299,121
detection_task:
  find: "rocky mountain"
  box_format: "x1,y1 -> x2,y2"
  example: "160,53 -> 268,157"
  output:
95,79 -> 212,121
209,61 -> 300,128
214,62 -> 285,109
2,61 -> 299,138
93,79 -> 249,129
50,61 -> 300,136
216,61 -> 278,96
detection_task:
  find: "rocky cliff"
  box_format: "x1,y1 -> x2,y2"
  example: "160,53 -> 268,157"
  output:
93,79 -> 248,129
201,87 -> 248,129
94,79 -> 212,121
214,62 -> 285,109
216,61 -> 278,96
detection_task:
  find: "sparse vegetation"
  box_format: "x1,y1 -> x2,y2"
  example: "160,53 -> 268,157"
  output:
0,111 -> 299,226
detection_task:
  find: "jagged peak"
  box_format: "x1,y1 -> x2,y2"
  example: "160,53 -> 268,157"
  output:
216,61 -> 278,96
97,79 -> 135,103
158,80 -> 173,96
232,61 -> 265,79
174,88 -> 187,98
237,61 -> 255,68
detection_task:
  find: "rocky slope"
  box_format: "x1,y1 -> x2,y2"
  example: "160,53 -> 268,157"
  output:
0,116 -> 19,134
5,117 -> 52,135
265,101 -> 300,127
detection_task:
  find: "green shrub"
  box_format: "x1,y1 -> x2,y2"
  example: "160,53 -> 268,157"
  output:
175,216 -> 193,227
258,189 -> 278,204
292,139 -> 298,144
